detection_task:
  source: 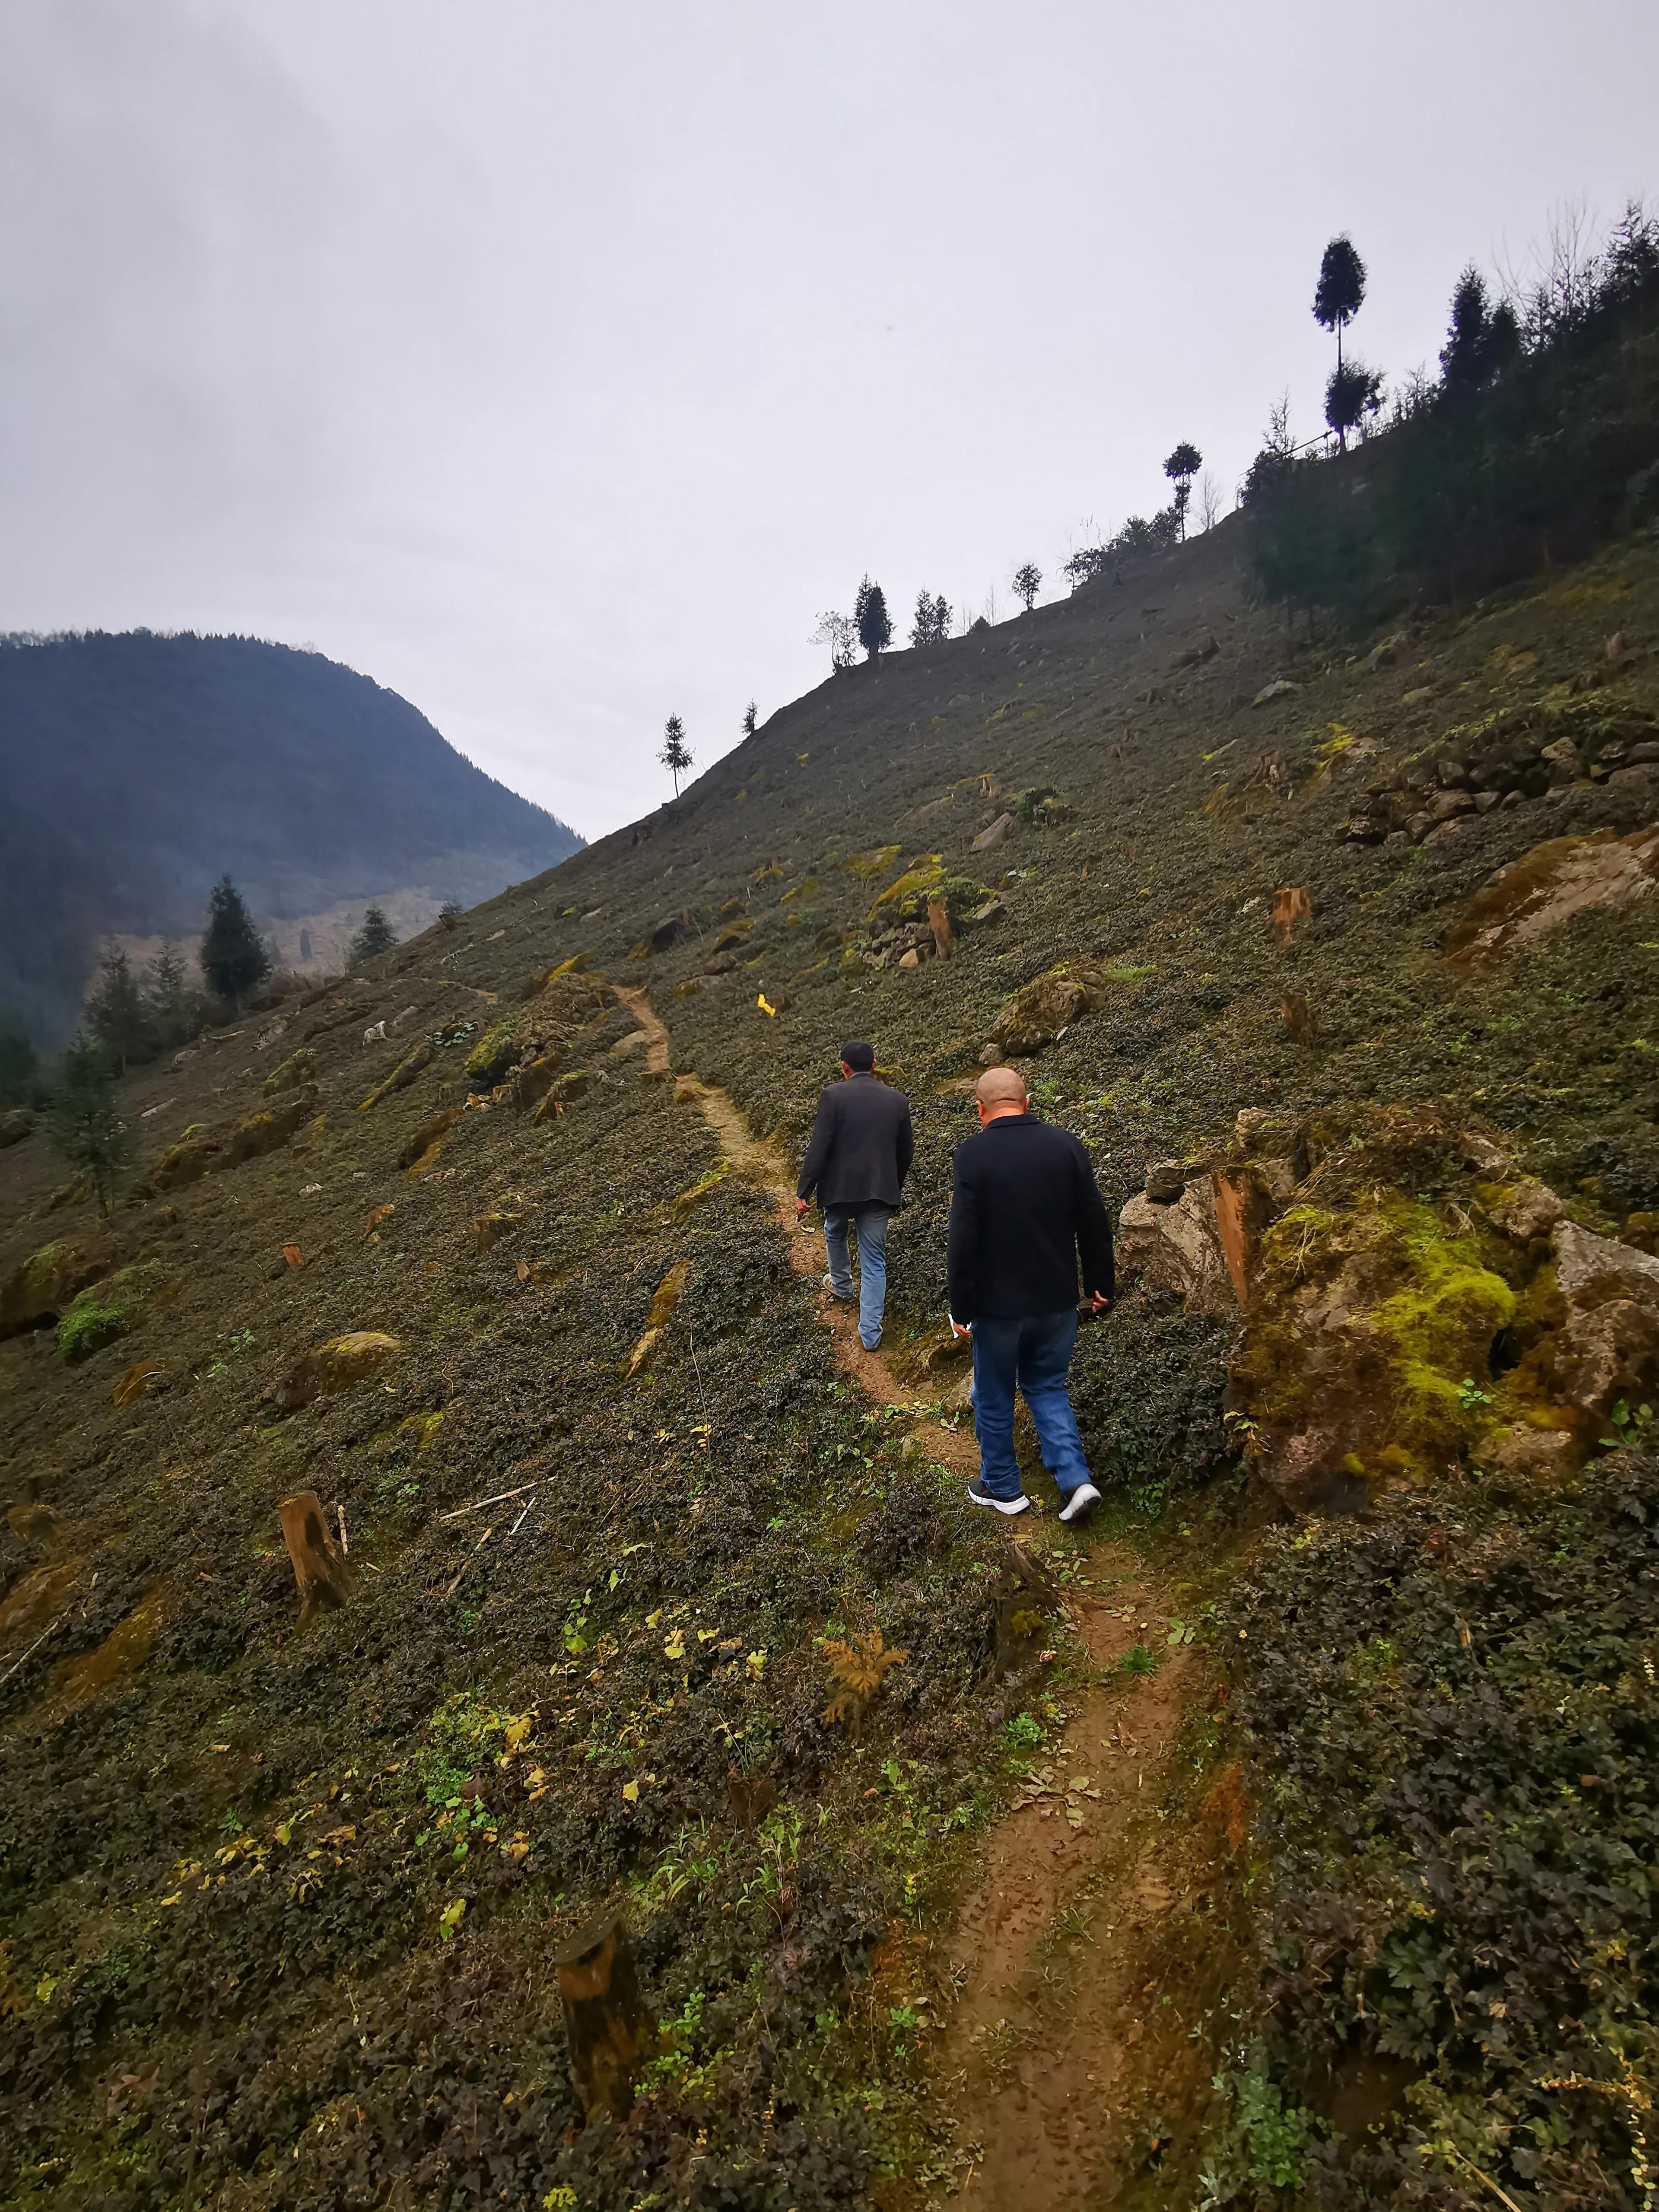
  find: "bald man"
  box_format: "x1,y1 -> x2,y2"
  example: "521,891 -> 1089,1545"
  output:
946,1066 -> 1114,1521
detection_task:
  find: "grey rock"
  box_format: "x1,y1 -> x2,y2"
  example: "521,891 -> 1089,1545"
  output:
972,812 -> 1017,852
1554,1219 -> 1659,1304
1145,1160 -> 1188,1203
1473,790 -> 1502,813
1627,741 -> 1659,765
1485,1178 -> 1568,1242
1118,1182 -> 1233,1317
1429,788 -> 1476,822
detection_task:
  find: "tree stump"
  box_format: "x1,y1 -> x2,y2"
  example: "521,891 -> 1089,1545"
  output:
277,1490 -> 357,1627
552,1912 -> 653,2121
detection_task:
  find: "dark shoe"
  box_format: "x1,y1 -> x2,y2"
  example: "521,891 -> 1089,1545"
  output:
969,1474 -> 1031,1517
1059,1481 -> 1101,1526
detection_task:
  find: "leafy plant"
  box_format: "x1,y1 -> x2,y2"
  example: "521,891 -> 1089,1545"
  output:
820,1629 -> 909,1734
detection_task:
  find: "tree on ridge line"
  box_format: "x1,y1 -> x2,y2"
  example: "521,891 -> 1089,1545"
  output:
1163,443 -> 1203,539
853,577 -> 892,660
659,714 -> 693,795
1011,563 -> 1042,613
1313,234 -> 1367,374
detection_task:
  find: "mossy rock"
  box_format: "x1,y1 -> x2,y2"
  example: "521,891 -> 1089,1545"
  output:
0,1108 -> 34,1148
464,1020 -> 524,1088
867,859 -> 992,929
276,1330 -> 401,1415
399,1106 -> 463,1173
57,1263 -> 165,1364
992,958 -> 1114,1055
713,917 -> 755,953
264,1047 -> 317,1096
360,1041 -> 433,1111
0,1237 -> 117,1338
222,1091 -> 318,1168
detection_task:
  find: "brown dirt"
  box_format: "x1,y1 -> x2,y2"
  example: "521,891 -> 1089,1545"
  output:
619,985 -> 1220,2208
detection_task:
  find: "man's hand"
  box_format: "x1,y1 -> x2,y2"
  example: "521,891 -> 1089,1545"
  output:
795,1196 -> 810,1220
1089,1290 -> 1112,1315
949,1314 -> 973,1341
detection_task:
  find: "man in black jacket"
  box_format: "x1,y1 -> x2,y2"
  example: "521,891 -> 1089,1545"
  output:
796,1040 -> 913,1351
946,1065 -> 1113,1522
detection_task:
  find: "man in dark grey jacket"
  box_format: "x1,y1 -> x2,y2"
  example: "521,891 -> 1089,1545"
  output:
947,1065 -> 1114,1522
796,1040 -> 913,1351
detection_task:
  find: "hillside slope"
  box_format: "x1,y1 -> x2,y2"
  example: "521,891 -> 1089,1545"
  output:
3,514 -> 1659,2209
0,631 -> 583,1044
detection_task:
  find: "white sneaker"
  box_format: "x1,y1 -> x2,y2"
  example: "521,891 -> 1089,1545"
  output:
822,1273 -> 855,1302
968,1475 -> 1031,1517
1059,1482 -> 1101,1525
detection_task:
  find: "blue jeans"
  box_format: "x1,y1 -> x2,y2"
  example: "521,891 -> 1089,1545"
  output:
824,1207 -> 890,1349
971,1308 -> 1093,1502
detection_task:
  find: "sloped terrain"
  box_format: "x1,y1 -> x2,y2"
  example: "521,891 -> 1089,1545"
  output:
0,630 -> 583,1045
4,511 -> 1659,2209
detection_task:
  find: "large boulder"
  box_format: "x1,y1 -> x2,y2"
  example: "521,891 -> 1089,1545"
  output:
1117,1181 -> 1234,1318
275,1331 -> 401,1414
992,959 -> 1112,1056
56,1262 -> 166,1363
1445,825 -> 1659,967
151,1090 -> 316,1190
0,1238 -> 115,1338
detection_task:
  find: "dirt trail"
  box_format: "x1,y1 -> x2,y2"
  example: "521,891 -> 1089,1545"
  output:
618,987 -> 1211,2207
616,985 -> 976,1470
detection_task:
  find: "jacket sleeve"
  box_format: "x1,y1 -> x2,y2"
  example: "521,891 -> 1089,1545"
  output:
1072,1138 -> 1116,1300
797,1090 -> 836,1202
945,1145 -> 979,1321
895,1096 -> 914,1187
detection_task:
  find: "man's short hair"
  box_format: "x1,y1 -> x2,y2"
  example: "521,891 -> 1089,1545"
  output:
839,1040 -> 875,1071
976,1065 -> 1027,1107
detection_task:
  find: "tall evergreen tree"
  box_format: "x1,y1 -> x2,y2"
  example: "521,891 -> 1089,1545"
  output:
741,700 -> 758,739
909,589 -> 952,647
46,1031 -> 129,1215
0,1018 -> 39,1110
1011,563 -> 1042,613
143,941 -> 198,1052
1313,234 -> 1367,373
349,905 -> 397,966
200,875 -> 272,1008
853,578 -> 892,660
1163,443 -> 1203,539
85,941 -> 149,1073
659,714 -> 693,795
1440,266 -> 1522,392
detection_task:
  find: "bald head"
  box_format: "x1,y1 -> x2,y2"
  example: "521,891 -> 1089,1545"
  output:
976,1066 -> 1028,1121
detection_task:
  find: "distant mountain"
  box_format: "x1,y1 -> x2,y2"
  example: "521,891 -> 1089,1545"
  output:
0,630 -> 583,1043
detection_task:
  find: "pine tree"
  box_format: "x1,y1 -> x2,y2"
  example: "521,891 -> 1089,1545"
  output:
1011,563 -> 1042,613
659,714 -> 693,795
1325,358 -> 1384,449
143,942 -> 198,1052
741,700 -> 759,739
349,905 -> 397,966
46,1031 -> 129,1215
0,1018 -> 38,1110
1163,443 -> 1203,539
909,589 -> 952,647
1313,235 -> 1367,375
853,578 -> 892,660
1440,267 -> 1521,392
85,941 -> 149,1073
200,875 -> 272,1008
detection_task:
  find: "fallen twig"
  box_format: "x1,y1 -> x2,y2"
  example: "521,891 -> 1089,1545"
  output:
507,1495 -> 537,1537
444,1524 -> 496,1598
336,1503 -> 350,1556
0,1585 -> 82,1692
438,1483 -> 537,1522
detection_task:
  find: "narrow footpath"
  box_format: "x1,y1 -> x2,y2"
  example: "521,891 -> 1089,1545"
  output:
617,988 -> 1233,2208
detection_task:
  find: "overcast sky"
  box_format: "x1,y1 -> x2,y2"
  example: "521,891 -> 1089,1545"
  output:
3,2 -> 1655,839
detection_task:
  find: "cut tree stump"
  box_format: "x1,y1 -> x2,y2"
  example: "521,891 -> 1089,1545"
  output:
277,1490 -> 358,1627
552,1912 -> 653,2121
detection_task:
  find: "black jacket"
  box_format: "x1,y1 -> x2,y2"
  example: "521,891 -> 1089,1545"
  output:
946,1115 -> 1114,1322
798,1074 -> 913,1211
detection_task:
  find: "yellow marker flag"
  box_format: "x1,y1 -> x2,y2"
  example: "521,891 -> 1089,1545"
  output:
757,993 -> 777,1017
